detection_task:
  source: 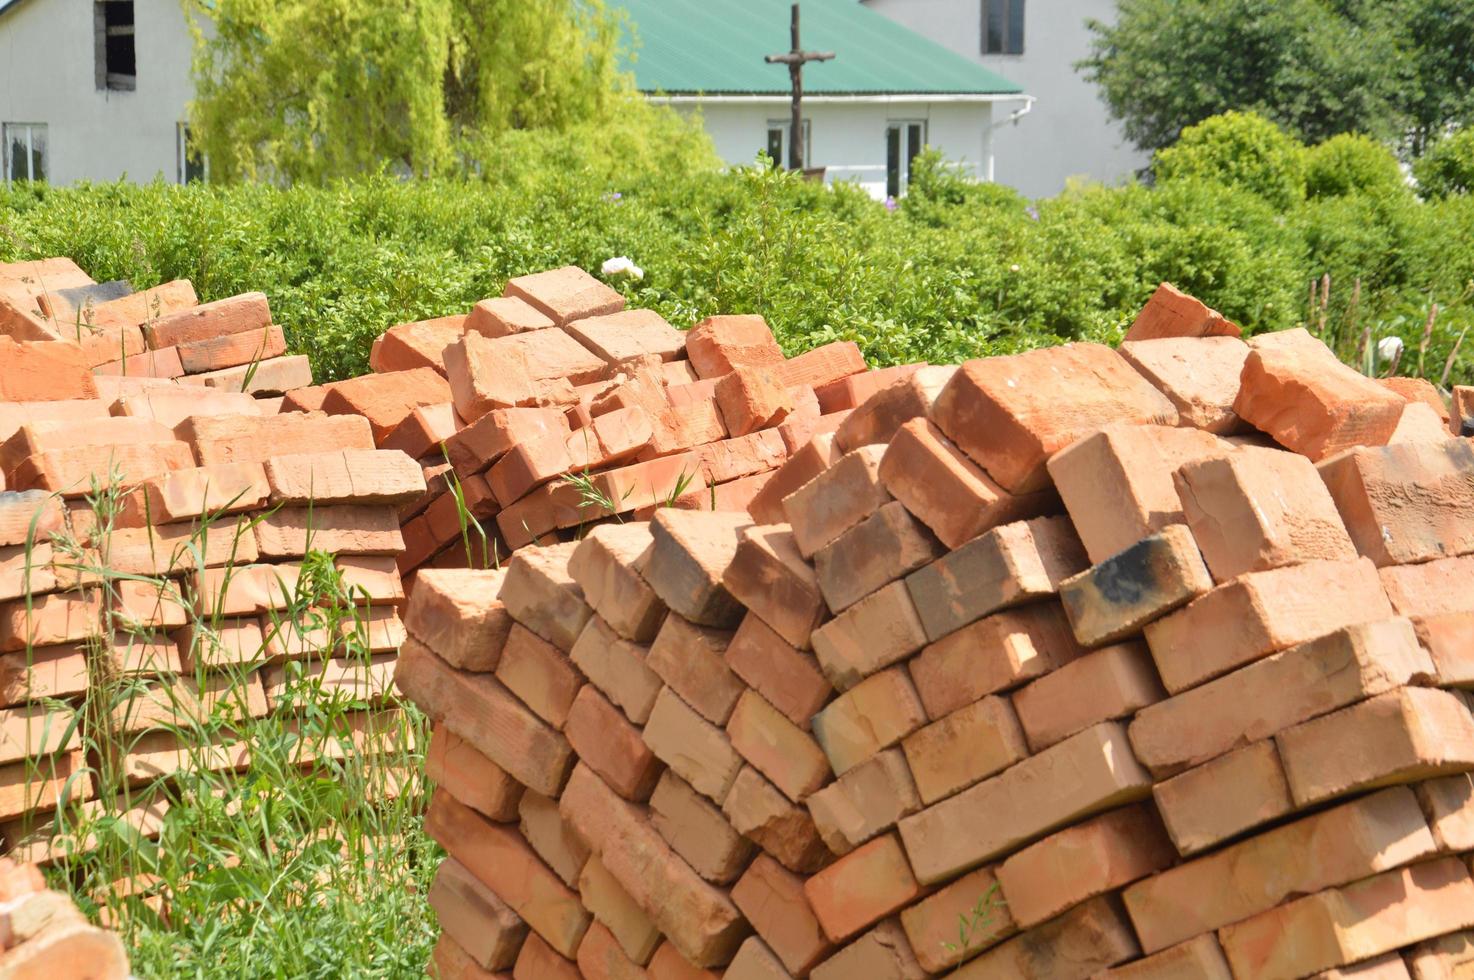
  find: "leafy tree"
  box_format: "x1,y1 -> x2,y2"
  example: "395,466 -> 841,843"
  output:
183,0 -> 627,183
1080,0 -> 1407,152
1398,0 -> 1474,153
1305,133 -> 1405,199
1154,112 -> 1308,210
1413,129 -> 1474,198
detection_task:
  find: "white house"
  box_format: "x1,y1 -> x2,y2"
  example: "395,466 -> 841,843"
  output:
863,0 -> 1149,197
0,0 -> 202,185
617,0 -> 1029,199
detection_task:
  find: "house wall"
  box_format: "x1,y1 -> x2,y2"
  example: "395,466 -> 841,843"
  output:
863,0 -> 1149,198
0,0 -> 198,184
666,98 -> 994,200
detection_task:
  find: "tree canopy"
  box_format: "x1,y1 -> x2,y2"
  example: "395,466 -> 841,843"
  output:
1081,0 -> 1474,154
183,0 -> 628,183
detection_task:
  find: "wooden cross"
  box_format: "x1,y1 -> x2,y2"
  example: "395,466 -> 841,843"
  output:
765,3 -> 834,171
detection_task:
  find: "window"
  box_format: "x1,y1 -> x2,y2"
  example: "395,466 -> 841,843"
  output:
982,0 -> 1024,55
886,120 -> 926,198
177,123 -> 205,184
94,1 -> 136,91
765,119 -> 812,168
3,124 -> 47,183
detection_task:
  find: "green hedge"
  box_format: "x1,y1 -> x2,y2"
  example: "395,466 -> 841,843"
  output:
2,120 -> 1472,387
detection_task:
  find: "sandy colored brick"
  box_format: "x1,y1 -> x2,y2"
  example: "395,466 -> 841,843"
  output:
901,866 -> 1016,973
505,266 -> 624,327
1119,335 -> 1251,433
834,365 -> 956,452
997,803 -> 1175,928
812,668 -> 927,777
811,580 -> 927,691
1176,446 -> 1357,580
1129,619 -> 1432,777
721,524 -> 825,650
685,315 -> 784,379
425,790 -> 590,959
426,724 -> 524,822
182,353 -> 312,394
782,444 -> 890,558
263,449 -> 425,506
1277,686 -> 1474,808
1407,929 -> 1474,979
557,764 -> 748,968
815,500 -> 944,614
731,854 -> 834,975
519,789 -> 593,887
1219,858 -> 1474,980
429,856 -> 528,972
1318,440 -> 1474,568
1381,555 -> 1474,620
899,722 -> 1153,885
1058,524 -> 1212,646
724,612 -> 833,728
1417,773 -> 1474,852
570,615 -> 661,725
931,343 -> 1178,493
567,523 -> 667,643
901,696 -> 1027,805
644,510 -> 751,628
1047,423 -> 1233,564
564,686 -> 662,802
1144,557 -> 1392,694
499,542 -> 590,651
879,416 -> 1054,551
810,919 -> 926,980
1014,641 -> 1164,753
513,932 -> 580,980
905,515 -> 1087,643
490,625 -> 581,730
1235,345 -> 1405,461
642,686 -> 741,803
1096,934 -> 1234,980
1152,740 -> 1293,857
253,505 -> 402,557
723,765 -> 832,873
953,894 -> 1139,979
727,689 -> 831,803
180,411 -> 375,466
803,834 -> 920,943
1124,283 -> 1241,342
404,568 -> 510,671
723,937 -> 792,980
649,771 -> 754,885
747,432 -> 842,526
394,640 -> 572,796
805,747 -> 920,858
643,615 -> 741,725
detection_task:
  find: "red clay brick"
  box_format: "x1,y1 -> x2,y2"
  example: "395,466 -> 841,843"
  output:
466,297 -> 553,339
1318,441 -> 1474,567
176,323 -> 286,373
1235,346 -> 1405,460
370,315 -> 466,375
815,362 -> 924,414
429,856 -> 528,972
570,615 -> 661,725
181,353 -> 312,395
117,461 -> 268,525
144,291 -> 271,349
834,365 -> 955,452
568,523 -> 667,642
180,411 -> 374,465
444,407 -> 569,477
519,788 -> 592,887
564,686 -> 662,802
642,687 -> 741,803
901,696 -> 1027,805
319,367 -> 453,444
1123,282 -> 1241,342
644,510 -> 751,628
782,445 -> 890,558
426,723 -> 524,822
724,612 -> 833,728
747,432 -> 842,525
1119,335 -> 1251,433
565,309 -> 684,365
812,668 -> 926,776
263,449 -> 425,506
504,267 -> 624,327
1152,740 -> 1293,856
1058,524 -> 1213,646
722,524 -> 827,649
649,771 -> 754,885
727,689 -> 831,802
685,315 -> 784,379
646,615 -> 743,725
722,765 -> 832,873
714,367 -> 793,437
494,623 -> 582,730
499,542 -> 591,651
253,505 -> 402,557
773,341 -> 867,391
0,338 -> 98,401
962,895 -> 1140,978
803,834 -> 920,943
731,854 -> 834,975
900,866 -> 1016,973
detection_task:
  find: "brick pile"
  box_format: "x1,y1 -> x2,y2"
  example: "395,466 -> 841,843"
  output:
0,325 -> 422,866
1,256 -> 312,403
303,265 -> 900,579
0,854 -> 129,976
396,282 -> 1474,979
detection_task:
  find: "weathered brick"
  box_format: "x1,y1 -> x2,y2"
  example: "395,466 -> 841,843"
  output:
714,367 -> 793,437
772,341 -> 867,391
253,505 -> 402,557
518,789 -> 592,888
901,696 -> 1027,805
426,790 -> 590,959
810,920 -> 926,980
581,855 -> 661,965
646,942 -> 721,980
1014,640 -> 1163,753
898,722 -> 1152,885
567,523 -> 667,643
805,748 -> 920,856
0,592 -> 101,652
1058,525 -> 1213,646
803,834 -> 920,943
1318,441 -> 1474,568
1096,934 -> 1234,980
642,686 -> 742,803
1119,335 -> 1251,433
834,366 -> 956,452
811,580 -> 927,691
900,866 -> 1016,973
814,501 -> 944,614
644,510 -> 751,628
404,568 -> 510,671
1046,423 -> 1231,565
445,407 -> 570,477
905,515 -> 1087,643
429,856 -> 528,972
723,937 -> 792,980
426,724 -> 523,822
731,854 -> 834,975
727,689 -> 831,803
513,932 -> 581,980
182,353 -> 312,395
0,415 -> 173,477
1235,346 -> 1405,460
444,331 -> 585,420
1277,686 -> 1474,808
564,308 -> 683,365
466,296 -> 553,339
263,449 -> 425,506
1176,446 -> 1357,580
1407,929 -> 1474,979
997,803 -> 1175,928
493,624 -> 583,730
646,615 -> 743,725
1152,740 -> 1293,856
394,640 -> 573,796
564,686 -> 662,802
724,612 -> 833,728
879,417 -> 1054,551
649,771 -> 753,885
782,445 -> 890,558
931,343 -> 1178,493
1417,774 -> 1474,852
747,432 -> 842,526
118,462 -> 268,526
1129,619 -> 1432,777
505,266 -> 624,327
1144,557 -> 1392,694
684,315 -> 784,379
812,668 -> 927,777
1219,858 -> 1474,980
570,615 -> 661,724
953,894 -> 1139,979
180,411 -> 374,466
499,542 -> 590,652
176,323 -> 286,374
815,362 -> 923,414
1123,283 -> 1241,342
722,524 -> 826,649
723,765 -> 832,873
13,441 -> 195,496
143,291 -> 271,349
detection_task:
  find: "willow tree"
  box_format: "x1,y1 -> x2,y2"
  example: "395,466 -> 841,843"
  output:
183,0 -> 626,183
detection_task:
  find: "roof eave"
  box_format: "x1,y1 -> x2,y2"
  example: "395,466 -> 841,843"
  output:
644,90 -> 1028,104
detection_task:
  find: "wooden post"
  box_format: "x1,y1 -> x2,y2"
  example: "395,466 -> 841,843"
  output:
765,3 -> 834,171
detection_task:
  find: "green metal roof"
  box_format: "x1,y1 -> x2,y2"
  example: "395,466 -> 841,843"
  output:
615,0 -> 1023,97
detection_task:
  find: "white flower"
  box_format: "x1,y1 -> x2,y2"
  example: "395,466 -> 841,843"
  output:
1377,336 -> 1404,362
1009,263 -> 1021,273
601,257 -> 644,281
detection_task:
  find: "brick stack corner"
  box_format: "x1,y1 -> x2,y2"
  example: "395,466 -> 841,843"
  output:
396,282 -> 1474,979
0,854 -> 129,977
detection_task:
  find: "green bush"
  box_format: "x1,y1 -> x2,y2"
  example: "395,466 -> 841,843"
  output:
1415,128 -> 1474,198
1305,133 -> 1406,198
1154,111 -> 1307,209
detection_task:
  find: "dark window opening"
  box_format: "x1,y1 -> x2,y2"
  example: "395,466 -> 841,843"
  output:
886,121 -> 925,199
983,0 -> 1025,55
3,124 -> 48,183
178,123 -> 205,183
96,1 -> 136,91
764,119 -> 811,168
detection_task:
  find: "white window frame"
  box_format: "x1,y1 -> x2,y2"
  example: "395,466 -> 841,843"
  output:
766,118 -> 812,168
886,119 -> 927,198
3,123 -> 48,184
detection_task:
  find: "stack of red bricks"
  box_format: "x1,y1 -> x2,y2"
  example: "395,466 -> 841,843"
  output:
300,265 -> 913,579
0,331 -> 422,865
396,282 -> 1474,979
0,854 -> 129,976
1,256 -> 312,403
